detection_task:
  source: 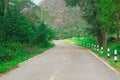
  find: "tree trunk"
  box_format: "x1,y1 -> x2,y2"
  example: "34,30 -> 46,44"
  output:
96,32 -> 103,47
4,0 -> 9,18
102,32 -> 107,47
102,28 -> 109,47
96,24 -> 103,47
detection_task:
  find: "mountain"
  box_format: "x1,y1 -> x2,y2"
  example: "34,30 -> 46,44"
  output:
39,0 -> 89,38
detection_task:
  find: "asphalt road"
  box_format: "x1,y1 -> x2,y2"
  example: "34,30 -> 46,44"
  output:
0,41 -> 120,80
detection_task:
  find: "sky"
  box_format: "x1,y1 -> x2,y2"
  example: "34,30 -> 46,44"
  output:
31,0 -> 43,5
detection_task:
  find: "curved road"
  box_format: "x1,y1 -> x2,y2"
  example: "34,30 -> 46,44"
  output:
0,41 -> 120,80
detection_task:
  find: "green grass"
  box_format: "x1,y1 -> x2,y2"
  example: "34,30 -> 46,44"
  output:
63,37 -> 120,71
0,42 -> 54,73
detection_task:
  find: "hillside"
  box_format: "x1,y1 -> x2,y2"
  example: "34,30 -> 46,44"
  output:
39,0 -> 89,38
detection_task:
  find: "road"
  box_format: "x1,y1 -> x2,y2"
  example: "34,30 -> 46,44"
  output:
0,41 -> 120,80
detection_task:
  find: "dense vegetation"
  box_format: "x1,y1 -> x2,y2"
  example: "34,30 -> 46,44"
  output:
0,0 -> 54,73
64,0 -> 120,47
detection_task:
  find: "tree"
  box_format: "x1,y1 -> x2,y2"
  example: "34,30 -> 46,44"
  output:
114,0 -> 120,39
0,0 -> 54,63
64,0 -> 120,47
64,0 -> 103,46
0,0 -> 54,43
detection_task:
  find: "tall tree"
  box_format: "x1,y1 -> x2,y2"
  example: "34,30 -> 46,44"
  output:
4,0 -> 9,18
64,0 -> 120,47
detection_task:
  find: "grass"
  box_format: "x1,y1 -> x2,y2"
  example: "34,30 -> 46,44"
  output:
0,42 -> 54,73
63,37 -> 120,71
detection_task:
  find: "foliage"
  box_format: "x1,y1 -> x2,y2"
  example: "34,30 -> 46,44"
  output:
0,42 -> 27,64
55,23 -> 83,39
64,0 -> 120,47
34,23 -> 55,44
0,0 -> 55,73
0,42 -> 54,73
0,0 -> 54,43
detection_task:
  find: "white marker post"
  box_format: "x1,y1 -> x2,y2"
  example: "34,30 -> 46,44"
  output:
94,45 -> 96,50
101,47 -> 103,53
107,48 -> 110,58
97,45 -> 99,51
114,50 -> 118,62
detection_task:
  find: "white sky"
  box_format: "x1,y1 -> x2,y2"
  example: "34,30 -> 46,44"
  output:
31,0 -> 43,5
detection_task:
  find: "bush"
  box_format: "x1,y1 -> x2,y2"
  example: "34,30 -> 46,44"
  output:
0,42 -> 27,64
34,22 -> 55,44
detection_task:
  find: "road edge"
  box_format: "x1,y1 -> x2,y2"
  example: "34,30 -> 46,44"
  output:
62,40 -> 119,74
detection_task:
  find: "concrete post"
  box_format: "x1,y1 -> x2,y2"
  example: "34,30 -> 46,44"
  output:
107,48 -> 110,58
101,47 -> 104,53
114,50 -> 118,62
97,45 -> 99,51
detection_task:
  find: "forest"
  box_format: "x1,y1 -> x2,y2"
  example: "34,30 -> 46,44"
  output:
64,0 -> 120,47
0,0 -> 54,73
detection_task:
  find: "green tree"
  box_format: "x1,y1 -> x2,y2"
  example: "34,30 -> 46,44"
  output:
0,0 -> 54,63
64,0 -> 120,47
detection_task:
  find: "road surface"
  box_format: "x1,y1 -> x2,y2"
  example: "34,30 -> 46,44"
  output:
0,41 -> 120,80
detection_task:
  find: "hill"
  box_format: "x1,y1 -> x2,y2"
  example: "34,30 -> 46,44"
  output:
39,0 -> 89,38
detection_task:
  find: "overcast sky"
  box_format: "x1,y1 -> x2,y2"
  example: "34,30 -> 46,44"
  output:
31,0 -> 43,5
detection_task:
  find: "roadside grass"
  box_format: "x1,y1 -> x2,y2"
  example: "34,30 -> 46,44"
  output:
63,37 -> 120,71
0,42 -> 54,73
